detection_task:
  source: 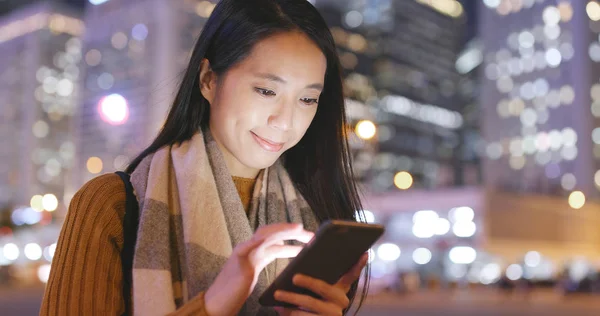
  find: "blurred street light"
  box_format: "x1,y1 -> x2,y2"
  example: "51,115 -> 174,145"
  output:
393,171 -> 413,190
434,218 -> 451,235
377,243 -> 401,261
449,246 -> 477,264
38,264 -> 52,283
587,1 -> 600,21
524,251 -> 541,267
506,264 -> 524,280
30,195 -> 44,212
3,243 -> 19,261
24,243 -> 42,261
87,156 -> 103,174
42,194 -> 58,212
452,221 -> 476,237
89,0 -> 110,5
355,120 -> 376,140
568,191 -> 585,209
98,94 -> 129,125
413,248 -> 432,265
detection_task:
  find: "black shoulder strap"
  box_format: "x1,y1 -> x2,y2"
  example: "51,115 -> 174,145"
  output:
115,171 -> 140,316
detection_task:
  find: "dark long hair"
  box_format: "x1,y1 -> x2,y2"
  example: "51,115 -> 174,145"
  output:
126,0 -> 369,312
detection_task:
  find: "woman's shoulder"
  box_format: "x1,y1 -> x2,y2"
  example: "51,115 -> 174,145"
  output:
67,173 -> 128,239
74,173 -> 127,207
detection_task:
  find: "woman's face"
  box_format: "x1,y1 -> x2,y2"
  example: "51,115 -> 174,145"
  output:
200,31 -> 327,178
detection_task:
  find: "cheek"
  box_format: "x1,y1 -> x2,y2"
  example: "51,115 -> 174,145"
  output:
211,90 -> 253,126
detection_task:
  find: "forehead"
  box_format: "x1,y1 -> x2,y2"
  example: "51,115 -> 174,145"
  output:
234,32 -> 327,84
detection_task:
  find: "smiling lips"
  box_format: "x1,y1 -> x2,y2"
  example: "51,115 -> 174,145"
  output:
251,132 -> 285,152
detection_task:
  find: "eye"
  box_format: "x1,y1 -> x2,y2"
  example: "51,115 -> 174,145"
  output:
255,87 -> 276,96
300,98 -> 319,106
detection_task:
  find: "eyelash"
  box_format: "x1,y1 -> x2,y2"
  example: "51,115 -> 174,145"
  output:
254,88 -> 319,106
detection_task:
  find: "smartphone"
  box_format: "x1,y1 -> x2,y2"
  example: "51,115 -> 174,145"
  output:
258,220 -> 385,307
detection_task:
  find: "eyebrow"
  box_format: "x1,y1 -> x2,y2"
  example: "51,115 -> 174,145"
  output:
254,73 -> 324,90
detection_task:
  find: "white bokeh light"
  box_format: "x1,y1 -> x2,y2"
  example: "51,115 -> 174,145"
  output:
44,243 -> 57,262
524,251 -> 541,267
545,48 -> 562,67
412,223 -> 435,238
344,11 -> 363,28
506,264 -> 524,280
413,248 -> 432,265
24,243 -> 43,261
483,0 -> 501,9
435,218 -> 451,235
355,210 -> 375,223
561,173 -> 576,190
412,210 -> 438,238
377,243 -> 401,261
543,6 -> 561,25
480,263 -> 502,284
452,221 -> 477,238
449,246 -> 477,264
3,243 -> 19,261
38,264 -> 52,283
98,94 -> 130,125
449,206 -> 474,222
562,128 -> 577,146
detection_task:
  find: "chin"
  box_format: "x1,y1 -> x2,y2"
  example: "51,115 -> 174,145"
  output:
243,152 -> 281,170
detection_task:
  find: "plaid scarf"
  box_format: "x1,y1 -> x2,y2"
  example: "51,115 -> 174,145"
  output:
129,130 -> 319,315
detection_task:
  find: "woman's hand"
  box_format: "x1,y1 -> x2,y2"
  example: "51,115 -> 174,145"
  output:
204,223 -> 314,316
274,253 -> 369,316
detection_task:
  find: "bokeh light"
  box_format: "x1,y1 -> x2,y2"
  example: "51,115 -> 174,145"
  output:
42,194 -> 58,212
506,264 -> 523,280
24,243 -> 42,261
568,191 -> 586,209
524,251 -> 541,267
38,264 -> 52,283
377,243 -> 401,261
98,94 -> 129,125
30,195 -> 44,212
393,171 -> 413,190
413,248 -> 432,265
3,243 -> 19,261
587,1 -> 600,21
355,120 -> 376,140
87,157 -> 103,174
449,246 -> 477,264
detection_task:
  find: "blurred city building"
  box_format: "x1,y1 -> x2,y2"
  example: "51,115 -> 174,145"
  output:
478,0 -> 600,268
70,0 -> 215,194
312,0 -> 490,288
315,0 -> 480,192
0,0 -> 83,279
481,0 -> 594,197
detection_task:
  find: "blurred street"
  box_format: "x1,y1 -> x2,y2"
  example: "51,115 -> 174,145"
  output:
3,287 -> 600,316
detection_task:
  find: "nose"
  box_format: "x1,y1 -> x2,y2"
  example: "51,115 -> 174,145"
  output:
268,101 -> 294,132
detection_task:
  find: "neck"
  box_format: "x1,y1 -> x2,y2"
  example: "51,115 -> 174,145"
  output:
229,166 -> 260,179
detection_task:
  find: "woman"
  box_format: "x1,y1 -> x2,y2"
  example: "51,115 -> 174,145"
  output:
40,0 -> 369,315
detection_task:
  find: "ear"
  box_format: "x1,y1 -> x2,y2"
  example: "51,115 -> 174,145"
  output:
199,58 -> 217,105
